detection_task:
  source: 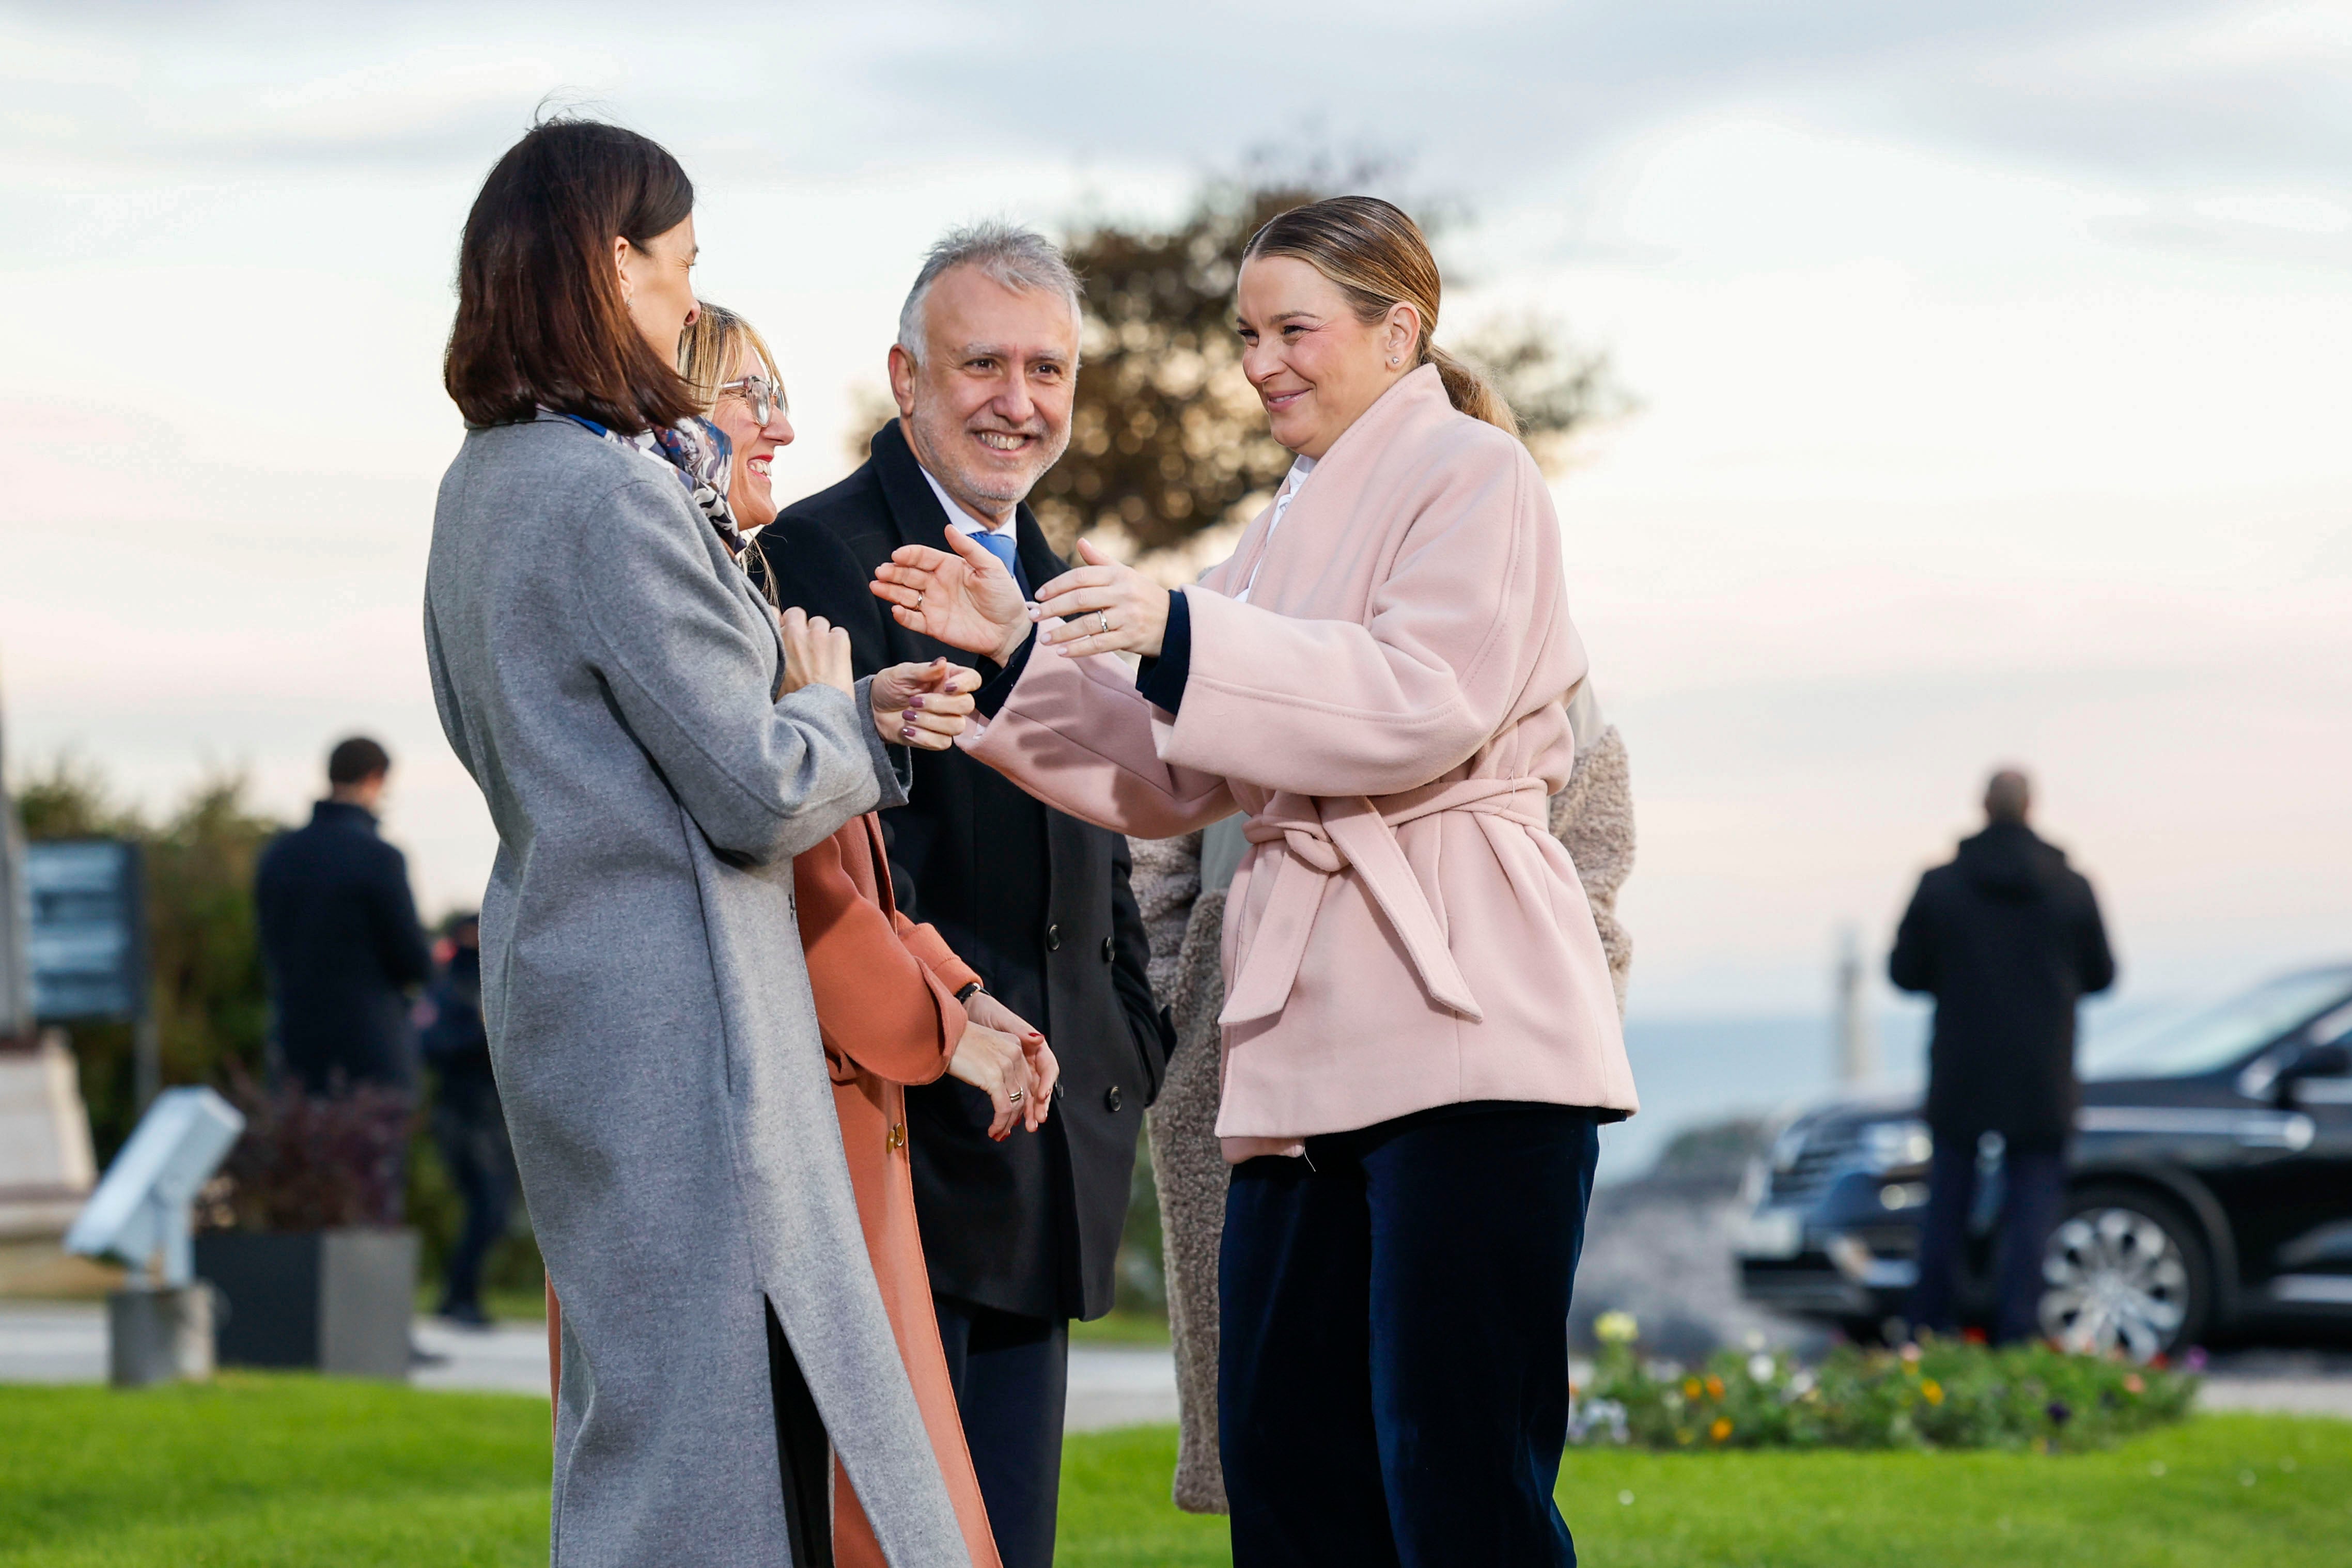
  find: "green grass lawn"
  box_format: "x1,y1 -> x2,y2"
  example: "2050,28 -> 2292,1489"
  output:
1,1378 -> 2345,1566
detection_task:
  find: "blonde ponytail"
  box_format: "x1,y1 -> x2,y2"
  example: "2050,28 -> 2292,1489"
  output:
1423,341 -> 1517,436
1244,196 -> 1519,438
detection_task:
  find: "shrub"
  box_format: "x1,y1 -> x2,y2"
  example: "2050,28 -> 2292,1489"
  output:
1570,1318 -> 2198,1453
203,1065 -> 414,1231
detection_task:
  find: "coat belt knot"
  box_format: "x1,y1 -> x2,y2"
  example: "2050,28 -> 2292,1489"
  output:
1221,777 -> 1549,1028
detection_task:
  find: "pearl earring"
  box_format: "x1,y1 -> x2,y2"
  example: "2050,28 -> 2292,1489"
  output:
1389,355 -> 1400,366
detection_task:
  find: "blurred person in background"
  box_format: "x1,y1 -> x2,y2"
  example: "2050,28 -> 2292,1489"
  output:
418,912 -> 510,1329
874,197 -> 1633,1568
254,736 -> 433,1102
1892,767 -> 2117,1345
1129,679 -> 1637,1514
754,225 -> 1174,1568
427,117 -> 973,1566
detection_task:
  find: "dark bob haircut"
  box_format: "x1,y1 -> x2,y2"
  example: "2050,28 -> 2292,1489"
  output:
443,118 -> 699,432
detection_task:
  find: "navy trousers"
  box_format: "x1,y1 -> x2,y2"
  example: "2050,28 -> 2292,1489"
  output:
428,1068 -> 512,1317
932,1296 -> 1068,1568
1909,1136 -> 2067,1345
1220,1101 -> 1601,1568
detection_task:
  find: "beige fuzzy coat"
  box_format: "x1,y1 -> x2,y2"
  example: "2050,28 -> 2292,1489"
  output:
1133,717 -> 1636,1512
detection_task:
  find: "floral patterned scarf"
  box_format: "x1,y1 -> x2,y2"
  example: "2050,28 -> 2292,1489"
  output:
554,411 -> 744,558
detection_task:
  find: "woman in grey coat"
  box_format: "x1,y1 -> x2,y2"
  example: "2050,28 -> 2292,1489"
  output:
1133,683 -> 1637,1513
425,120 -> 977,1567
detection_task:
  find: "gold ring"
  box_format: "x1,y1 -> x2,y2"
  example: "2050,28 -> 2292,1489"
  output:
1008,1089 -> 1025,1103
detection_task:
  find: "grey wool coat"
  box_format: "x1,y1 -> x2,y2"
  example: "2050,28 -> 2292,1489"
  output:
1132,701 -> 1638,1514
424,415 -> 967,1568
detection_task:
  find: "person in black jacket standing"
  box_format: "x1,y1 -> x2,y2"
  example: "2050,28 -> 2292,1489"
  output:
757,223 -> 1172,1568
1891,768 -> 2116,1343
255,736 -> 434,1098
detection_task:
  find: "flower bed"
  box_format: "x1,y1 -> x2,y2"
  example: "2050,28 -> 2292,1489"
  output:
1570,1313 -> 2198,1453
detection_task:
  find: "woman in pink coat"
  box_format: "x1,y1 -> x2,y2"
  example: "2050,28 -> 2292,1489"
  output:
873,197 -> 1635,1567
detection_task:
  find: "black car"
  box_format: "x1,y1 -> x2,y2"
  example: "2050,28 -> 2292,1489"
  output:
1738,963 -> 2352,1361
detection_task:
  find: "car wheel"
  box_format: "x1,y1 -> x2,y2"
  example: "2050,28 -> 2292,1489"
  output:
2038,1185 -> 2211,1363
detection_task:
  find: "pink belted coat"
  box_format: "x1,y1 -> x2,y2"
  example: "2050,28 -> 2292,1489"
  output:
962,366 -> 1637,1157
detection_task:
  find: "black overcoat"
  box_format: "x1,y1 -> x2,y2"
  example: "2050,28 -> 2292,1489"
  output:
1889,822 -> 2117,1146
757,420 -> 1174,1322
254,800 -> 433,1092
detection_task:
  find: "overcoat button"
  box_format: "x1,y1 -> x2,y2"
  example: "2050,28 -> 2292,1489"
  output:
1103,1085 -> 1124,1112
1100,937 -> 1116,962
886,1123 -> 906,1150
1045,924 -> 1062,951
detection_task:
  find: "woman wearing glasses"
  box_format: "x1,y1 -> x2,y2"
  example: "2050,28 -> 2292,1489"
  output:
677,304 -> 798,535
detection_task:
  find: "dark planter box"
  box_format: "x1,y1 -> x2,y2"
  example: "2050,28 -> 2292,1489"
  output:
194,1228 -> 417,1379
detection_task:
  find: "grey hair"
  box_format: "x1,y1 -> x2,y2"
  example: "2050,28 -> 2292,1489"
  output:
895,221 -> 1084,361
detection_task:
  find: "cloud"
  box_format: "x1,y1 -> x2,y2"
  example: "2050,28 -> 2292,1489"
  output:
5,0 -> 2323,202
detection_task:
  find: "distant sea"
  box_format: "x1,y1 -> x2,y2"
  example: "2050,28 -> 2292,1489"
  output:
1600,995 -> 2193,1183
1596,1014 -> 1917,1182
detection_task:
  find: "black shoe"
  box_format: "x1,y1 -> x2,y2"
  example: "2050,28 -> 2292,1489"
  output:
437,1301 -> 494,1330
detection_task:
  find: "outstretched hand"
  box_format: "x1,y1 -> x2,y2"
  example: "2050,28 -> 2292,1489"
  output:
870,527 -> 1032,667
1032,538 -> 1170,660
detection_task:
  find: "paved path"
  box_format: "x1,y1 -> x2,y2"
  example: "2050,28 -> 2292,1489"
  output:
0,1303 -> 1180,1432
2200,1349 -> 2352,1420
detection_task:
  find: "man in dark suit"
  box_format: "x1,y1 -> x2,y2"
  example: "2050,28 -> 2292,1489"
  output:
1891,767 -> 2116,1343
254,736 -> 434,1096
757,223 -> 1173,1568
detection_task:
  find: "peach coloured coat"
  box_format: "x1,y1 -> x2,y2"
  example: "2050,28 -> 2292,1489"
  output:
796,812 -> 999,1568
548,811 -> 1000,1568
962,366 -> 1637,1156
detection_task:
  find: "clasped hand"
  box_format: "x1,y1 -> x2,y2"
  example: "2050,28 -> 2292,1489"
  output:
776,606 -> 978,751
869,529 -> 1169,665
947,992 -> 1060,1140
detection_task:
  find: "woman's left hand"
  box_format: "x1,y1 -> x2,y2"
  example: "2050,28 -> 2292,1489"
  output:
869,658 -> 980,751
1032,539 -> 1170,660
964,992 -> 1057,1132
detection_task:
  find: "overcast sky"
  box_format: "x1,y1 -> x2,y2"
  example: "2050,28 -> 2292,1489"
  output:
3,0 -> 2348,1021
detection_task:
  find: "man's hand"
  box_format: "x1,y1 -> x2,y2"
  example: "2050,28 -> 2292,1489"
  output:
870,527 -> 1032,667
870,658 -> 980,751
965,992 -> 1056,1133
777,607 -> 854,697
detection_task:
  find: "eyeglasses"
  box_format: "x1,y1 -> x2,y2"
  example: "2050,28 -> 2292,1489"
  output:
719,375 -> 789,426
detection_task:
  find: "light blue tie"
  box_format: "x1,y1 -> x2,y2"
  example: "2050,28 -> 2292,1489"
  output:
971,529 -> 1027,597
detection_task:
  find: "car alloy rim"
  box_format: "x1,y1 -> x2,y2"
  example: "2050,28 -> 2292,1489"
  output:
2038,1206 -> 2189,1363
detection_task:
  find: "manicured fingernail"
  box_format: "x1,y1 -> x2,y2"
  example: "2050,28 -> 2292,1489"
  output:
900,727 -> 916,741
908,696 -> 925,710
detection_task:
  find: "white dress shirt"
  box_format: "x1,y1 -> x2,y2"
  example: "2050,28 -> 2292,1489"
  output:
921,463 -> 1020,552
1237,454 -> 1315,605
